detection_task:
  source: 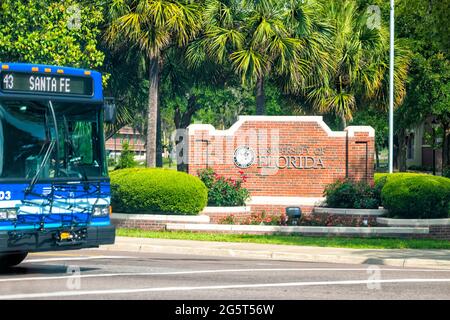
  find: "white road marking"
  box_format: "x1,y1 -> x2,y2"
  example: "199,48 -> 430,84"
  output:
0,268 -> 449,283
23,256 -> 134,263
2,278 -> 450,299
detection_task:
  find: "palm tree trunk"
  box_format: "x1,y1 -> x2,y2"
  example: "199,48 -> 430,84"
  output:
174,96 -> 200,172
255,76 -> 265,115
341,114 -> 347,130
146,56 -> 159,167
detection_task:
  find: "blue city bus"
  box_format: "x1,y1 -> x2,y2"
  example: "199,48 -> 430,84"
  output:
0,62 -> 115,269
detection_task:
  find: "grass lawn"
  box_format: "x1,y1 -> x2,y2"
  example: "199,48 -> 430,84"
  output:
116,229 -> 450,250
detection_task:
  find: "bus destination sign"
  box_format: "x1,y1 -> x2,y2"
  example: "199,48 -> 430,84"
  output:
1,71 -> 93,96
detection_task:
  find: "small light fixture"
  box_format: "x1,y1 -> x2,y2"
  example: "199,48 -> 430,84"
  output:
285,207 -> 302,225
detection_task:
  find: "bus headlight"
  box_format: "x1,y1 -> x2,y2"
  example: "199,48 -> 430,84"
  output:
92,206 -> 109,217
0,208 -> 18,220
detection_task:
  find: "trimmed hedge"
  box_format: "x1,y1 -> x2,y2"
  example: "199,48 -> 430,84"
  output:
110,168 -> 208,215
380,173 -> 450,219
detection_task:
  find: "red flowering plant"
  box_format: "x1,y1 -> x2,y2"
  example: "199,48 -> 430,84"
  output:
197,168 -> 250,206
298,214 -> 377,227
234,211 -> 288,226
219,214 -> 237,224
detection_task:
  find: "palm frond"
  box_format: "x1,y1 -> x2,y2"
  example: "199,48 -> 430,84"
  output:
230,48 -> 267,84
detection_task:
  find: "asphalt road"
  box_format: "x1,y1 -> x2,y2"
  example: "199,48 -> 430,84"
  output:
0,249 -> 450,300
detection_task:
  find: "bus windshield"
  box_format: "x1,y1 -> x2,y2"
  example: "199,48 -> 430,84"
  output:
0,100 -> 107,180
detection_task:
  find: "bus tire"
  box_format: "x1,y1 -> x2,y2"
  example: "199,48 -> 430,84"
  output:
0,252 -> 28,270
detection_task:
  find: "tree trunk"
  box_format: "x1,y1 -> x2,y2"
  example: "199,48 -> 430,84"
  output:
156,105 -> 163,167
446,132 -> 450,168
398,128 -> 407,172
341,114 -> 347,130
442,121 -> 449,169
255,76 -> 265,115
174,96 -> 201,172
146,56 -> 159,167
375,143 -> 380,169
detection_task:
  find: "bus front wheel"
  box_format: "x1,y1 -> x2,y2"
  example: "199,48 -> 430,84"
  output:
0,252 -> 28,270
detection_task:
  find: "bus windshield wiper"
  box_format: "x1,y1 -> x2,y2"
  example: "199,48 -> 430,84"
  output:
25,100 -> 60,195
25,140 -> 55,195
62,115 -> 89,183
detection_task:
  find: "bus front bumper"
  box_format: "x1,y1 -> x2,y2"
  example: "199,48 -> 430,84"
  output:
0,225 -> 115,253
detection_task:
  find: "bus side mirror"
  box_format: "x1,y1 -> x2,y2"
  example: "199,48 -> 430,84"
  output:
104,98 -> 116,123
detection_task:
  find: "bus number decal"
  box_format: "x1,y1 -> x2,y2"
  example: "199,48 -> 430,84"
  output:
3,74 -> 14,89
0,191 -> 12,200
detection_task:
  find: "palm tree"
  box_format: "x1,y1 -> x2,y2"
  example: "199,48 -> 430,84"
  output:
188,0 -> 330,115
307,0 -> 410,129
105,0 -> 201,167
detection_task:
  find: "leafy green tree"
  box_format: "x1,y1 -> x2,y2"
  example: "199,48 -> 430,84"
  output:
394,0 -> 449,171
0,0 -> 104,68
102,46 -> 146,140
105,0 -> 202,168
115,141 -> 136,169
396,53 -> 450,171
307,0 -> 410,129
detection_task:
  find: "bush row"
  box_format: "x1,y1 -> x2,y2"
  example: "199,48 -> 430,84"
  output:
110,168 -> 208,215
110,168 -> 250,215
324,173 -> 450,219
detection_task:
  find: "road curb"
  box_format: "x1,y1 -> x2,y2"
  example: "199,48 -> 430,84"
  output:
102,237 -> 450,270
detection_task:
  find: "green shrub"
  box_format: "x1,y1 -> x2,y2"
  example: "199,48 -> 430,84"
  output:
324,180 -> 357,208
374,173 -> 389,184
381,173 -> 450,219
197,168 -> 250,206
115,141 -> 136,169
373,174 -> 388,201
108,156 -> 117,167
443,167 -> 450,179
323,179 -> 381,209
110,168 -> 208,215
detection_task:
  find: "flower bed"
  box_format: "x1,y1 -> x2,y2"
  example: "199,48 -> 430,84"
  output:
216,210 -> 379,227
218,211 -> 288,226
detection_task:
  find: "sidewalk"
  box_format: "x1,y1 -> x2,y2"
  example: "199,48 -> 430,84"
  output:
103,236 -> 450,269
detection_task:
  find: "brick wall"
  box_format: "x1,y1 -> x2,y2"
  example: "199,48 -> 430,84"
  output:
112,213 -> 450,240
112,219 -> 167,231
376,222 -> 450,240
428,226 -> 450,240
188,117 -> 375,197
250,205 -> 314,216
187,116 -> 374,214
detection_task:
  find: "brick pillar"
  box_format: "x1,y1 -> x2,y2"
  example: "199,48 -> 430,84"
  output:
345,127 -> 375,184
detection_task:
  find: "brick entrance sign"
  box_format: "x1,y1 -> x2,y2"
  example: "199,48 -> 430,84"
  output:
187,116 -> 374,215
